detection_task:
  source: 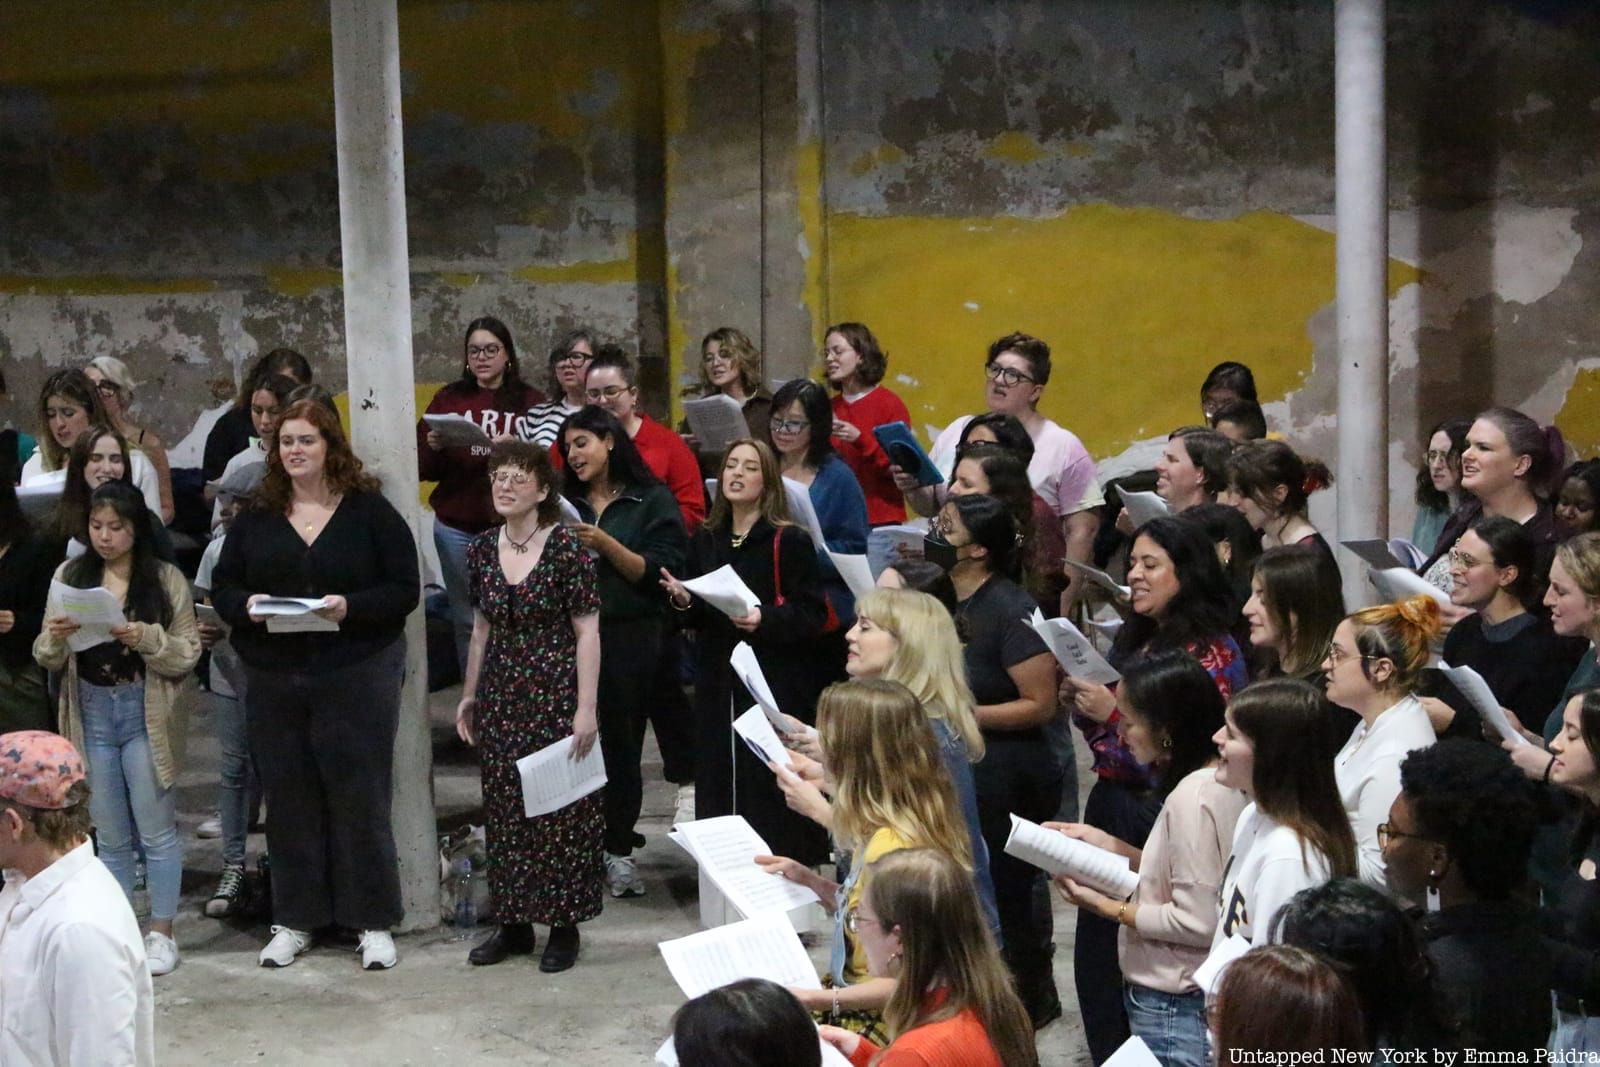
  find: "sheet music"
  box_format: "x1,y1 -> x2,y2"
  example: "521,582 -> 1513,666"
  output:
1367,566 -> 1452,608
682,394 -> 749,455
866,522 -> 927,579
16,469 -> 65,521
515,735 -> 608,817
1341,538 -> 1413,571
732,705 -> 795,771
423,413 -> 492,448
1440,664 -> 1527,746
826,551 -> 876,600
657,913 -> 822,1000
47,581 -> 126,653
682,566 -> 761,618
1194,933 -> 1252,994
250,597 -> 329,616
1003,814 -> 1139,899
1104,1036 -> 1163,1067
782,478 -> 829,550
673,815 -> 818,919
1121,489 -> 1171,529
1063,558 -> 1132,599
730,643 -> 814,738
1027,610 -> 1121,685
1388,537 -> 1426,570
194,603 -> 226,630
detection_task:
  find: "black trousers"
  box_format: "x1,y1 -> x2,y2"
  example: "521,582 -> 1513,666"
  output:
244,638 -> 405,931
647,631 -> 695,786
1076,776 -> 1163,1064
972,729 -> 1063,1025
597,616 -> 664,856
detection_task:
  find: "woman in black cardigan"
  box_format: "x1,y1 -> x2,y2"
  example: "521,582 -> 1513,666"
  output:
661,438 -> 836,865
211,399 -> 419,973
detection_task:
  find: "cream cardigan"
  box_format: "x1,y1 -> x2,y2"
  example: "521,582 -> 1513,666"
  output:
33,561 -> 200,790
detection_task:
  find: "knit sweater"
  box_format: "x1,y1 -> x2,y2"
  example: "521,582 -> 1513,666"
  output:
831,387 -> 910,525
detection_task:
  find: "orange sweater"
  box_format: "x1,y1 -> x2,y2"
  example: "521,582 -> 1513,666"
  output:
847,1007 -> 1004,1067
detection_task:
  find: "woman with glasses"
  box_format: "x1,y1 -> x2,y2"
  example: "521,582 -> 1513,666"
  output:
821,321 -> 911,526
84,357 -> 174,524
1414,418 -> 1471,557
21,369 -> 163,522
1322,594 -> 1441,888
523,329 -> 595,448
767,379 -> 868,627
419,317 -> 546,678
681,327 -> 772,476
455,441 -> 602,972
582,349 -> 704,530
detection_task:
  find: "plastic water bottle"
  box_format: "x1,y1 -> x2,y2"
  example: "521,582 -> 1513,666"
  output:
451,857 -> 477,939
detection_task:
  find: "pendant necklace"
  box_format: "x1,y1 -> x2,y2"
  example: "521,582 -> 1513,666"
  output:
506,525 -> 539,554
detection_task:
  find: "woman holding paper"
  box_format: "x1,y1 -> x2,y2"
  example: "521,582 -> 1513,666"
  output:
455,440 -> 601,972
33,481 -> 200,976
1322,595 -> 1441,888
818,848 -> 1039,1067
211,399 -> 420,971
559,405 -> 686,898
756,680 -> 972,1041
1422,517 -> 1586,739
55,424 -> 176,563
22,368 -> 163,521
418,316 -> 545,677
681,326 -> 772,476
1047,651 -> 1244,1067
660,439 -> 833,866
822,322 -> 910,525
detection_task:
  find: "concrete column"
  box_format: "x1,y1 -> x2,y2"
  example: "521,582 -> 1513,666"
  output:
329,0 -> 436,931
1334,0 -> 1389,608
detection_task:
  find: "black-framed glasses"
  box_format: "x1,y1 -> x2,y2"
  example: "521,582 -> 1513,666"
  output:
984,363 -> 1035,387
467,343 -> 504,359
93,381 -> 121,397
770,417 -> 809,435
1376,822 -> 1436,848
554,352 -> 590,366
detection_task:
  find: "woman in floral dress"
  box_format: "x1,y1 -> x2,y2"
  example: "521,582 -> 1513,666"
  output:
456,441 -> 601,972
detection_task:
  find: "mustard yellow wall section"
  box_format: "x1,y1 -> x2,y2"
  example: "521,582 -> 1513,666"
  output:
824,205 -> 1419,457
1556,367 -> 1600,459
333,384 -> 446,508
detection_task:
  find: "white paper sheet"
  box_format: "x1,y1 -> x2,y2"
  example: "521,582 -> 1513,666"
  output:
1003,813 -> 1140,899
730,642 -> 814,738
865,522 -> 928,579
657,913 -> 822,1000
826,551 -> 876,601
1367,566 -> 1452,608
1121,489 -> 1171,529
672,815 -> 818,919
1028,609 -> 1122,685
782,477 -> 829,550
682,394 -> 749,456
1194,933 -> 1252,995
557,494 -> 583,525
1388,537 -> 1426,570
1103,1036 -> 1162,1067
422,413 -> 491,448
1341,538 -> 1415,572
1440,663 -> 1527,746
194,603 -> 226,630
682,566 -> 761,618
1063,558 -> 1132,600
17,469 -> 65,521
732,705 -> 795,770
265,613 -> 340,633
515,735 -> 608,817
249,596 -> 329,615
47,581 -> 126,653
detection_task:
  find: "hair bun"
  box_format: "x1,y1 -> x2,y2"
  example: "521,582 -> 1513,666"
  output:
1394,593 -> 1442,638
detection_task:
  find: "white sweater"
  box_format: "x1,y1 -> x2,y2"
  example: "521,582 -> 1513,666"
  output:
1213,804 -> 1332,949
1333,693 -> 1436,889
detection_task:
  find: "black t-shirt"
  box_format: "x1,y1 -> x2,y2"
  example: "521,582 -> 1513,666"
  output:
957,575 -> 1050,711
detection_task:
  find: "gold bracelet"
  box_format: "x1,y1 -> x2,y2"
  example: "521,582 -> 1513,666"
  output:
1116,901 -> 1128,926
832,987 -> 840,1019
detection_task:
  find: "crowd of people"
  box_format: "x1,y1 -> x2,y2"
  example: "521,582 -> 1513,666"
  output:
3,323 -> 1600,1065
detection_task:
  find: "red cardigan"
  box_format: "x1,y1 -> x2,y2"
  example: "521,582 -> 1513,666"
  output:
847,1006 -> 1005,1067
831,387 -> 909,525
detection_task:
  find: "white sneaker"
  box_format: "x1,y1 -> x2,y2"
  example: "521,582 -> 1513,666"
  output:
359,929 -> 397,970
196,813 -> 222,839
258,925 -> 313,968
604,852 -> 645,898
673,784 -> 696,826
144,931 -> 179,977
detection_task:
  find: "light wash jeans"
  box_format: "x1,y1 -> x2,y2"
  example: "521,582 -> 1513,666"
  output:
433,520 -> 477,673
212,689 -> 250,867
1124,984 -> 1208,1067
80,678 -> 183,922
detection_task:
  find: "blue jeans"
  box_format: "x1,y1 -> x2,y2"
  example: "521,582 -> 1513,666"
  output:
433,519 -> 477,673
80,679 -> 183,923
1123,984 -> 1208,1067
211,688 -> 251,867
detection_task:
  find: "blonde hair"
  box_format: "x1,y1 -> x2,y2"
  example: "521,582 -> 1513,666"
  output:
853,588 -> 984,761
689,326 -> 764,399
704,439 -> 794,533
1557,532 -> 1600,601
867,849 -> 1039,1067
818,680 -> 971,868
1347,594 -> 1442,693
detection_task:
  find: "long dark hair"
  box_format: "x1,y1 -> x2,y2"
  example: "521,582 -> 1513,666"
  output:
1415,417 -> 1470,513
57,423 -> 134,542
1252,545 -> 1345,678
767,378 -> 836,470
671,978 -> 820,1067
1120,649 -> 1227,798
62,482 -> 171,627
949,493 -> 1020,582
1112,515 -> 1240,661
450,316 -> 528,410
236,348 -> 311,409
556,405 -> 660,501
955,412 -> 1035,465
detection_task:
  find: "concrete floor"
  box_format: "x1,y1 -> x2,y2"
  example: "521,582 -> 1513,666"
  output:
153,687 -> 1094,1065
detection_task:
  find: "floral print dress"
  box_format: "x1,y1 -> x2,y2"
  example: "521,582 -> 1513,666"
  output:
467,524 -> 603,926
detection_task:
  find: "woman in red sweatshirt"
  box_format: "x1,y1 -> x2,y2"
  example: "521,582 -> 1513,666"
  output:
825,322 -> 910,525
418,316 -> 544,674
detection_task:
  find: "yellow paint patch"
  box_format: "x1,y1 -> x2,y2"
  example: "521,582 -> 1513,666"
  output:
512,249 -> 637,286
848,144 -> 908,176
0,275 -> 217,295
985,132 -> 1048,164
1555,367 -> 1600,458
438,273 -> 484,288
264,268 -> 344,297
825,205 -> 1419,457
1064,142 -> 1095,159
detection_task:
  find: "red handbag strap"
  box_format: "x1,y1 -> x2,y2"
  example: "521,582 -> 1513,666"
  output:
771,529 -> 785,606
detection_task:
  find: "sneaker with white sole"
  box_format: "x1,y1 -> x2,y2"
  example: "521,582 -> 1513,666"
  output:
672,784 -> 696,826
196,813 -> 222,839
604,852 -> 645,898
359,929 -> 397,970
259,925 -> 313,968
144,931 -> 179,977
205,864 -> 249,919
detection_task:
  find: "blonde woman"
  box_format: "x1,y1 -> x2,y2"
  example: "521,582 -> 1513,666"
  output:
681,327 -> 772,474
758,679 -> 972,1042
85,356 -> 174,524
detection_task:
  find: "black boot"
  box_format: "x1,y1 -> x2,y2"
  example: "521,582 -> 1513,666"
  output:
539,924 -> 580,973
469,923 -> 535,966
